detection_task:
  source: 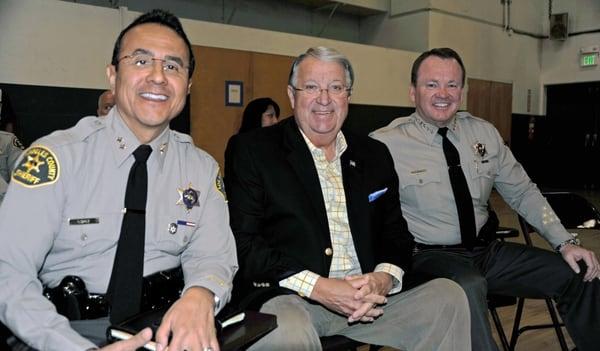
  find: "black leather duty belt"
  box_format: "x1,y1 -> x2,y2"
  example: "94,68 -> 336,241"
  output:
414,243 -> 467,251
413,241 -> 493,253
43,266 -> 184,320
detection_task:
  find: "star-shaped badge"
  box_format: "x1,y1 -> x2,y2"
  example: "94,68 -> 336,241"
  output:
176,183 -> 200,210
473,142 -> 487,158
24,153 -> 45,173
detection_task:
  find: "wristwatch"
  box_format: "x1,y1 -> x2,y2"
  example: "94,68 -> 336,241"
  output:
555,237 -> 581,253
214,295 -> 221,312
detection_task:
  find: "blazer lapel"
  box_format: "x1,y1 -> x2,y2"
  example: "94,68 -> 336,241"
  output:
341,135 -> 370,267
283,119 -> 330,237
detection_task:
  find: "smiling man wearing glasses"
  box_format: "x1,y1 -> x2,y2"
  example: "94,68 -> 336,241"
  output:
0,9 -> 237,351
224,46 -> 470,350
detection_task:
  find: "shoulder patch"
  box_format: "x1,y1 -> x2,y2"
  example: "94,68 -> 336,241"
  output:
12,136 -> 24,150
215,173 -> 227,201
12,146 -> 60,187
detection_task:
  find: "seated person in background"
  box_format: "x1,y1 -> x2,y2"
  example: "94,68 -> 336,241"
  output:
97,90 -> 115,116
0,129 -> 24,205
0,89 -> 24,205
238,97 -> 280,133
371,47 -> 600,351
225,46 -> 470,351
0,88 -> 17,133
0,9 -> 237,351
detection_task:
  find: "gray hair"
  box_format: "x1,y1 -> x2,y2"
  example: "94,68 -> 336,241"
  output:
288,47 -> 355,91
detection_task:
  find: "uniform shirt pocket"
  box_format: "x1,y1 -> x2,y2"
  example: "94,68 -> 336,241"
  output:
468,159 -> 497,199
398,169 -> 442,210
152,215 -> 194,256
56,213 -> 121,258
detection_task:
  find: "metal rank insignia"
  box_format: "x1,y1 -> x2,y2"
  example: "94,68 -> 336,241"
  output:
176,183 -> 200,210
473,142 -> 487,158
159,142 -> 167,154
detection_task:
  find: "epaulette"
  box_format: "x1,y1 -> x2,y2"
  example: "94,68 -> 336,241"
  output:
11,117 -> 104,188
171,130 -> 194,144
370,116 -> 412,136
455,111 -> 474,120
43,116 -> 105,147
0,131 -> 15,147
170,130 -> 216,164
456,111 -> 493,126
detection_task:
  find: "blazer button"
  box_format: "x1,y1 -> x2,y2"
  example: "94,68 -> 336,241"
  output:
324,247 -> 333,256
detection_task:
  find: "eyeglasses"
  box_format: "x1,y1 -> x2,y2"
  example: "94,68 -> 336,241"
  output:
292,83 -> 351,96
118,53 -> 188,77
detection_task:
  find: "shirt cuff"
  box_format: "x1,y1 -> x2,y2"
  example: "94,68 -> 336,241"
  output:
279,270 -> 320,298
374,263 -> 404,295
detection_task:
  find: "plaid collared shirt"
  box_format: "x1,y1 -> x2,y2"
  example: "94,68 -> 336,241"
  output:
279,130 -> 403,297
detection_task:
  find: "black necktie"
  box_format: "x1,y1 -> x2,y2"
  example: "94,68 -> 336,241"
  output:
107,144 -> 152,323
438,127 -> 476,250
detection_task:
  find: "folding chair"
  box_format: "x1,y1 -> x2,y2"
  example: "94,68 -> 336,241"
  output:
509,191 -> 600,351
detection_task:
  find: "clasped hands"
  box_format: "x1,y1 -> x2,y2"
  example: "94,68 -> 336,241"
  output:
311,272 -> 393,323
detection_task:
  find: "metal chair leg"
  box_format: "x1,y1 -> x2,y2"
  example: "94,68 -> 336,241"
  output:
490,307 -> 511,351
509,297 -> 525,350
544,298 -> 569,351
509,297 -> 569,351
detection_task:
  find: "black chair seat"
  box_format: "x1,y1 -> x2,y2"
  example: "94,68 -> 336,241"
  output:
488,294 -> 517,309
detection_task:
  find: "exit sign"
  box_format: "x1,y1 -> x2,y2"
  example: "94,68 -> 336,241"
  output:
581,53 -> 598,67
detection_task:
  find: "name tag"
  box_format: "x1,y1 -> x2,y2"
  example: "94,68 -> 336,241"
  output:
68,218 -> 99,225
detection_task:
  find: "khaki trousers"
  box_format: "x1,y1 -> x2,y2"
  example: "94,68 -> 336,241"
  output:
249,278 -> 471,351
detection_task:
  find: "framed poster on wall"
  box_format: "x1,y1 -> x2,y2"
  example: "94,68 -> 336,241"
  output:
225,81 -> 243,107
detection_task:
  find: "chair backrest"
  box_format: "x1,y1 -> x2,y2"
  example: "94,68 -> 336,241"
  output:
517,213 -> 538,247
543,192 -> 600,229
518,191 -> 600,246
